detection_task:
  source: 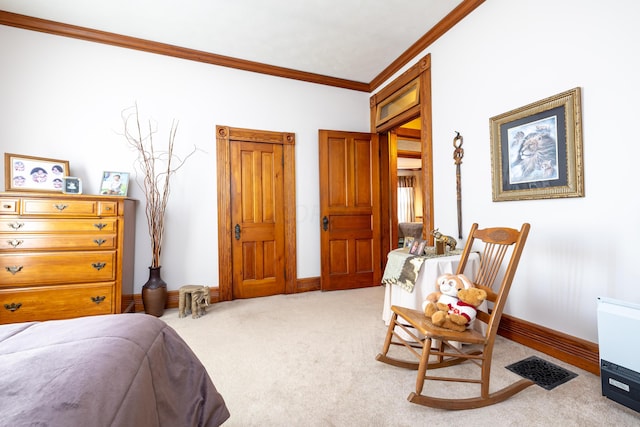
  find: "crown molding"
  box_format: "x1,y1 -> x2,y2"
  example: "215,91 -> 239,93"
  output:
0,1 -> 484,93
0,10 -> 369,92
369,0 -> 485,91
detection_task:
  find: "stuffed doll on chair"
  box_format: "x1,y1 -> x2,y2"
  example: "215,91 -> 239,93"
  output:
422,273 -> 487,332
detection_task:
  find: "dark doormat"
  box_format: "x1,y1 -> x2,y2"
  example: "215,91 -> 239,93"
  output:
506,356 -> 578,390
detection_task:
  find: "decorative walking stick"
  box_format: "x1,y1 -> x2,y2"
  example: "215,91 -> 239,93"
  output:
453,132 -> 464,239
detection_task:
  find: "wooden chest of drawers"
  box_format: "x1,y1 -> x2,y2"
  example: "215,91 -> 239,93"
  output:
0,193 -> 136,324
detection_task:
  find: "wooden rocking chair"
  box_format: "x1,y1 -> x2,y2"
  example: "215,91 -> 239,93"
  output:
376,223 -> 531,410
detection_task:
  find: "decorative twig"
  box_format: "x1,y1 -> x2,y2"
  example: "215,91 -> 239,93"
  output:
121,104 -> 196,267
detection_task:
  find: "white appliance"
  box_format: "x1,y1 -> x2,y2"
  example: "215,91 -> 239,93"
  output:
597,297 -> 640,412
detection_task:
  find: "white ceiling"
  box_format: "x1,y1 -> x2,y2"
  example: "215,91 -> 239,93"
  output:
0,0 -> 463,83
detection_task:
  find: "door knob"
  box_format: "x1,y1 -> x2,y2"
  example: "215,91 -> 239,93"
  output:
234,224 -> 241,240
322,216 -> 329,231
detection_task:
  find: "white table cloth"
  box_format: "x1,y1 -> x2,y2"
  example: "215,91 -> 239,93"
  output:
382,249 -> 481,324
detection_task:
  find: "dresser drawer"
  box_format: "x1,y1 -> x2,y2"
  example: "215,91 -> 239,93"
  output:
21,198 -> 99,216
0,198 -> 19,214
0,251 -> 116,286
0,234 -> 117,251
0,283 -> 114,324
0,218 -> 117,233
98,201 -> 118,216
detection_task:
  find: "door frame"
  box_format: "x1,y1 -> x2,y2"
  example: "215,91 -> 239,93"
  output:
216,125 -> 297,301
370,54 -> 434,259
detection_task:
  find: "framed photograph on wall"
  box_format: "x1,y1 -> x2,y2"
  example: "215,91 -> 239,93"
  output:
4,153 -> 70,192
100,171 -> 130,196
489,87 -> 584,202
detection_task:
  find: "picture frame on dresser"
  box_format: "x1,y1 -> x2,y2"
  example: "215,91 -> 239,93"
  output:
4,153 -> 70,192
99,171 -> 130,196
61,177 -> 82,194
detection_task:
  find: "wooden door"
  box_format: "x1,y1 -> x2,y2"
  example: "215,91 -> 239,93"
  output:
319,130 -> 381,291
230,141 -> 286,298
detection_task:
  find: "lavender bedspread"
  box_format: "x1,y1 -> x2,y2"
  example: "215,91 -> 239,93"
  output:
0,313 -> 230,426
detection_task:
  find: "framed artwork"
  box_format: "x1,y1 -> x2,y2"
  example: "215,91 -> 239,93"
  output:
4,153 -> 70,192
489,87 -> 584,202
99,171 -> 130,196
62,177 -> 82,194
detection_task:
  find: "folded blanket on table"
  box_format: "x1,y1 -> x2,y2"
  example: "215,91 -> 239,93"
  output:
381,250 -> 426,292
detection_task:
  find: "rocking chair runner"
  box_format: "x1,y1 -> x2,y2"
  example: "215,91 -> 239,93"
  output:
376,223 -> 531,410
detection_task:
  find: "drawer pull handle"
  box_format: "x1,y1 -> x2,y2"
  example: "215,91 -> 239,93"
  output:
94,223 -> 107,230
92,262 -> 107,270
94,238 -> 107,246
3,302 -> 22,312
54,203 -> 68,211
8,222 -> 24,230
7,239 -> 24,248
2,204 -> 13,209
91,296 -> 106,305
5,265 -> 23,275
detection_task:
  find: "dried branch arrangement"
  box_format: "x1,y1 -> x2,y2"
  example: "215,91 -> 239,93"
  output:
122,104 -> 196,268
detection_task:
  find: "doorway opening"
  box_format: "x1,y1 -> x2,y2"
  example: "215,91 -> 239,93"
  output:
370,54 -> 434,265
394,118 -> 423,249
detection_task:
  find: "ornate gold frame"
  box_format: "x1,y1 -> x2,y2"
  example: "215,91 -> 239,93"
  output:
490,87 -> 584,202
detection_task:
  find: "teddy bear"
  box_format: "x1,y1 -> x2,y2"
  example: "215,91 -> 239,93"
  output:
421,273 -> 487,332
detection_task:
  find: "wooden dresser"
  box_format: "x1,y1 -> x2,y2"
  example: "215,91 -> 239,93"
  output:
0,193 -> 136,324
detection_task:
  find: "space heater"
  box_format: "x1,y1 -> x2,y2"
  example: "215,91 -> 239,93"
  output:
597,296 -> 640,413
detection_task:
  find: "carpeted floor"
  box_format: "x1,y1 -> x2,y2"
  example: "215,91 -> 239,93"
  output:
161,286 -> 639,426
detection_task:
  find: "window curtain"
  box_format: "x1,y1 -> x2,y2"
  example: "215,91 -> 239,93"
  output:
397,176 -> 415,223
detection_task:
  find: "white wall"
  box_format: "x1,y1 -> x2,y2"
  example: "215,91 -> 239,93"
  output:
2,0 -> 639,344
0,25 -> 370,300
378,0 -> 640,343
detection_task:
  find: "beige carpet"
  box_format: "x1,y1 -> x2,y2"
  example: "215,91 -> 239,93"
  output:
161,286 -> 639,426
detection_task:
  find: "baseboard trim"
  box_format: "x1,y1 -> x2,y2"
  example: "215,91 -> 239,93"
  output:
295,277 -> 321,293
498,313 -> 600,375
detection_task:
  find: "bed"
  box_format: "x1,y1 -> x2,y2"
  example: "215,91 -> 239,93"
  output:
0,313 -> 230,426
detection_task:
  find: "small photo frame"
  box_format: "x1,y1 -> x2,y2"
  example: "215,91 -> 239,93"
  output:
62,177 -> 82,194
100,171 -> 130,196
4,153 -> 70,192
403,236 -> 415,249
409,239 -> 426,255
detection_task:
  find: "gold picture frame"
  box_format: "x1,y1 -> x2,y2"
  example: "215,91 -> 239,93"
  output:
489,87 -> 584,202
4,153 -> 70,192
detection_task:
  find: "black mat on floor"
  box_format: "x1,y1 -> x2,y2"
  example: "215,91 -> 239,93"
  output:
506,356 -> 578,390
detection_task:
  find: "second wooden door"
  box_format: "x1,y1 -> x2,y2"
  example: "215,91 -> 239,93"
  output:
318,130 -> 381,291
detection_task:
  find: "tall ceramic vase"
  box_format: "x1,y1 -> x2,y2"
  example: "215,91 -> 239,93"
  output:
142,266 -> 167,317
